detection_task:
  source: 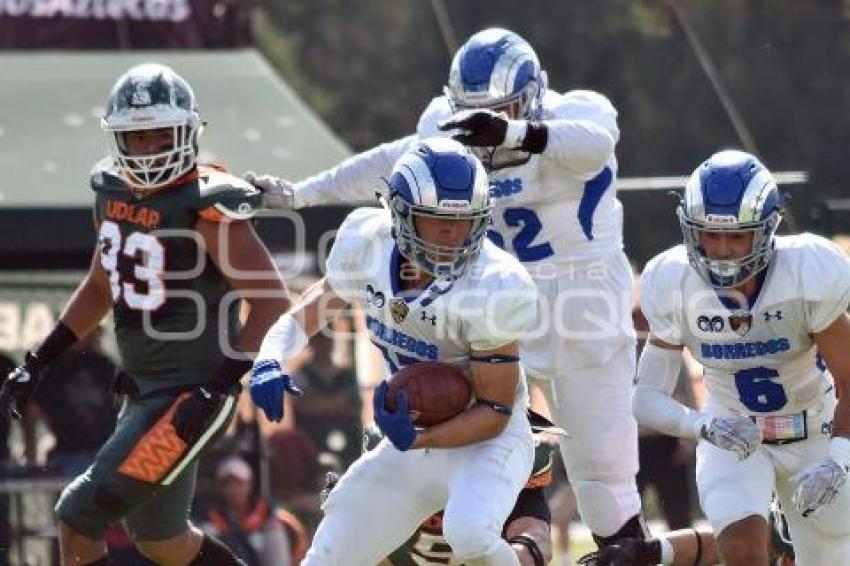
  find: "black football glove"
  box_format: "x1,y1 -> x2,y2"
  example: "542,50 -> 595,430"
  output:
440,109 -> 529,148
0,353 -> 43,420
577,538 -> 660,566
170,383 -> 236,446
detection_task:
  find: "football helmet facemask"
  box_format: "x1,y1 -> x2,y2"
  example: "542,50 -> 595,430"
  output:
679,150 -> 783,289
444,28 -> 547,170
102,63 -> 202,191
385,138 -> 492,280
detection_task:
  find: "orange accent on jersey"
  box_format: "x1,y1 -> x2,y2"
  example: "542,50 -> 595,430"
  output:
118,393 -> 189,483
198,162 -> 230,174
105,200 -> 162,229
198,206 -> 226,222
122,168 -> 201,195
524,467 -> 553,490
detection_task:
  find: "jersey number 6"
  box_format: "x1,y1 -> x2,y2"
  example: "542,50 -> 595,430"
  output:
734,366 -> 787,412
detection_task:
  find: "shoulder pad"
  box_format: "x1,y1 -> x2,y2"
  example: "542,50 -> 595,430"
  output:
781,234 -> 850,331
337,207 -> 392,242
196,167 -> 262,222
90,157 -> 125,194
417,96 -> 453,138
546,89 -> 618,128
640,246 -> 690,345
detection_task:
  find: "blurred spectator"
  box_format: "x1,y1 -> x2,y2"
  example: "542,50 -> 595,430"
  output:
267,428 -> 326,535
202,456 -> 303,566
23,327 -> 117,477
0,351 -> 15,566
633,293 -> 698,530
291,332 -> 362,472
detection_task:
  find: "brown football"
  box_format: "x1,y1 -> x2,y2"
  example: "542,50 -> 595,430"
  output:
385,361 -> 472,426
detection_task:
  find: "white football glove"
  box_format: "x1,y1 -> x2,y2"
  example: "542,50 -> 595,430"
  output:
696,415 -> 762,460
244,171 -> 295,210
792,457 -> 848,517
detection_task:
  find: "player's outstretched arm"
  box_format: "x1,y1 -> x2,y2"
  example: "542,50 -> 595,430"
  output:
249,135 -> 415,209
411,341 -> 520,449
634,336 -> 761,460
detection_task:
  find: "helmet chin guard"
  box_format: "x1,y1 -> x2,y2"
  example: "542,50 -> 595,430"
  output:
386,138 -> 492,280
102,63 -> 202,191
679,150 -> 784,289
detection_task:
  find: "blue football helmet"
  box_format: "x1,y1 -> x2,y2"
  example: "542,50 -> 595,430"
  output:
385,138 -> 492,279
444,28 -> 547,170
679,150 -> 784,288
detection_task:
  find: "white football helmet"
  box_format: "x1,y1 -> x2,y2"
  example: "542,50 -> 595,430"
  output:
679,150 -> 784,288
102,63 -> 202,191
385,138 -> 492,279
444,28 -> 548,169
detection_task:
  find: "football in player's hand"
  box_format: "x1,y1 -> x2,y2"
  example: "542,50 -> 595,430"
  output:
386,362 -> 472,426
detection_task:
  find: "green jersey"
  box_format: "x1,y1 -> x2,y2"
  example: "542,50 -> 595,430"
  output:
91,159 -> 262,393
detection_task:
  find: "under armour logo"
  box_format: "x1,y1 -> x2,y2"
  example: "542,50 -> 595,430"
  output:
420,311 -> 437,326
764,310 -> 783,322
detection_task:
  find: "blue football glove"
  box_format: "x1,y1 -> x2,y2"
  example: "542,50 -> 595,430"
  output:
373,381 -> 417,451
249,360 -> 302,423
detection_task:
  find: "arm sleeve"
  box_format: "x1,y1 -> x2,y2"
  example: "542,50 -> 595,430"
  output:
543,90 -> 619,178
801,236 -> 850,333
293,136 -> 416,208
466,264 -> 539,351
633,343 -> 703,440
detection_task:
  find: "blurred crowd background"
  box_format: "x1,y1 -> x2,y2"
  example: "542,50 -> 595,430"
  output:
1,1 -> 849,564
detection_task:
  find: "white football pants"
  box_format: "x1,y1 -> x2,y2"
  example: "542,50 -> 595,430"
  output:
301,408 -> 533,566
526,250 -> 641,537
697,392 -> 850,565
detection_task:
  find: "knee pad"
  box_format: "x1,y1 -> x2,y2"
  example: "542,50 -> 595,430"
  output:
442,512 -> 499,559
458,538 -> 523,566
572,479 -> 642,538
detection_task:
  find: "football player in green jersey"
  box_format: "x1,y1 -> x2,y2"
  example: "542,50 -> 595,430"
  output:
0,63 -> 289,566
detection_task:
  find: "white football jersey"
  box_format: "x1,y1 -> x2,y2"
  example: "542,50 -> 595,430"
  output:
325,207 -> 539,406
641,234 -> 850,416
417,89 -> 623,269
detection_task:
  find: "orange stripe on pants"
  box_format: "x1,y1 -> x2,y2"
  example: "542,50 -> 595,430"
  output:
119,393 -> 189,484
